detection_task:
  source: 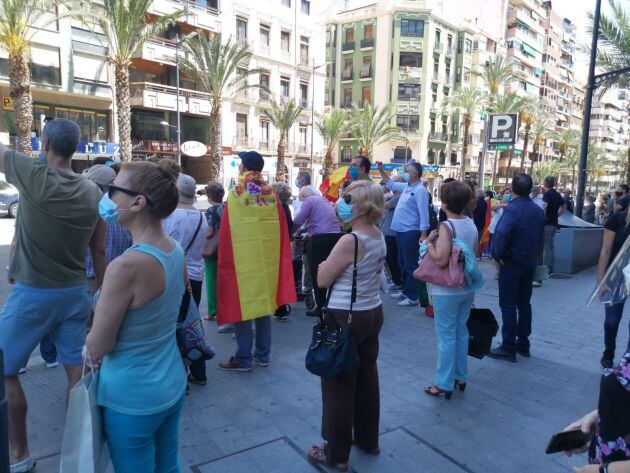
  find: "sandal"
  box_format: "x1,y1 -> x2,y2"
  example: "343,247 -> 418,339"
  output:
424,385 -> 453,400
307,444 -> 348,471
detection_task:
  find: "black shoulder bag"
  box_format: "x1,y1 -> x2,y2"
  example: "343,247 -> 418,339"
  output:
305,233 -> 359,378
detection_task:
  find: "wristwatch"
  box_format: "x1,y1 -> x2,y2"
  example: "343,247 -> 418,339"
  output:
600,463 -> 609,473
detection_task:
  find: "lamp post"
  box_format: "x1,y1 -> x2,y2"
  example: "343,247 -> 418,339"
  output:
173,31 -> 198,166
160,121 -> 178,161
310,62 -> 328,175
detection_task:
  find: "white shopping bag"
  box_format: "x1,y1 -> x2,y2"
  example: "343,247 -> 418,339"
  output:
59,361 -> 110,473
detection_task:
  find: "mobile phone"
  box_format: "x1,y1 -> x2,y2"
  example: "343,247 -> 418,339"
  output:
545,429 -> 592,454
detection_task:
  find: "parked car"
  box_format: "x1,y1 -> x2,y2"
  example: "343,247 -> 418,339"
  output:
0,179 -> 19,218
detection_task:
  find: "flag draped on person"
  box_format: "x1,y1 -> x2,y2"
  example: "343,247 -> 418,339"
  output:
319,166 -> 349,203
217,171 -> 296,325
479,196 -> 495,253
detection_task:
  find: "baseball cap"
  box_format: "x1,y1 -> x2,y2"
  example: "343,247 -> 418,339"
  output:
238,151 -> 264,172
84,164 -> 116,187
177,174 -> 197,204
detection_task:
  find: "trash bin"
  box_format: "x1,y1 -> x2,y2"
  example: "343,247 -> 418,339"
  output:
0,349 -> 9,473
553,212 -> 604,274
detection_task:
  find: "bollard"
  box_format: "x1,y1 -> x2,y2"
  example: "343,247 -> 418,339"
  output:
0,349 -> 9,473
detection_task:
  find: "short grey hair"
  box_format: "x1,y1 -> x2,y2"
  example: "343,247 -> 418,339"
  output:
42,118 -> 80,160
476,188 -> 485,199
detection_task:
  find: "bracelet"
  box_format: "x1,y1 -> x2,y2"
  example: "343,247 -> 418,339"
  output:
600,463 -> 609,473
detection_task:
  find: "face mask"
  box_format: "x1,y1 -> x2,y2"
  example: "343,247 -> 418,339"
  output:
295,179 -> 302,189
38,153 -> 46,165
504,193 -> 512,202
403,172 -> 411,182
99,194 -> 122,225
337,199 -> 354,223
349,167 -> 360,180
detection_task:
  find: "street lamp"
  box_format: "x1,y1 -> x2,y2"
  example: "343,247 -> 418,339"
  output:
310,62 -> 329,175
173,31 -> 199,166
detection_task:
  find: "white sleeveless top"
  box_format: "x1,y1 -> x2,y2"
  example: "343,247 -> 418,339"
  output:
328,230 -> 387,311
429,216 -> 479,296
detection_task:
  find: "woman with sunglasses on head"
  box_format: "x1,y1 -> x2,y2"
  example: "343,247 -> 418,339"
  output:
308,181 -> 386,472
84,158 -> 188,472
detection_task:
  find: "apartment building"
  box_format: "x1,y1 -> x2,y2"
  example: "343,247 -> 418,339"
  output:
0,10 -> 115,159
589,88 -> 629,187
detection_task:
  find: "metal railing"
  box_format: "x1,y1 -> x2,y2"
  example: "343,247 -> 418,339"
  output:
361,37 -> 374,48
359,66 -> 372,79
342,41 -> 355,51
429,132 -> 449,142
342,71 -> 353,80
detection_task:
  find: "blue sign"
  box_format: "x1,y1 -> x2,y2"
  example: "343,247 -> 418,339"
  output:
369,163 -> 439,173
31,137 -> 119,155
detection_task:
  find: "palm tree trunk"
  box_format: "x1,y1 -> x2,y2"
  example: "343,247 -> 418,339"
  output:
492,152 -> 499,189
529,143 -> 537,175
9,53 -> 33,153
276,137 -> 287,182
114,64 -> 132,162
322,146 -> 336,181
460,118 -> 469,180
571,166 -> 576,190
519,127 -> 530,174
208,104 -> 222,181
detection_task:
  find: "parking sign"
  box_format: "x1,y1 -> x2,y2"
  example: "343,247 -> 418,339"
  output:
487,114 -> 518,150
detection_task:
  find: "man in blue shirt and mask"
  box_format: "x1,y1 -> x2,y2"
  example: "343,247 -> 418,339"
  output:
489,173 -> 545,362
378,162 -> 429,306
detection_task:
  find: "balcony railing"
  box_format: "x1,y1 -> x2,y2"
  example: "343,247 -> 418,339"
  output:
280,95 -> 291,105
300,98 -> 310,108
300,56 -> 309,67
359,67 -> 372,79
429,132 -> 449,142
342,71 -> 353,81
129,82 -> 212,116
342,41 -> 355,52
360,37 -> 374,48
434,42 -> 443,53
259,140 -> 275,151
340,101 -> 352,109
259,90 -> 271,102
433,71 -> 440,81
235,136 -> 251,148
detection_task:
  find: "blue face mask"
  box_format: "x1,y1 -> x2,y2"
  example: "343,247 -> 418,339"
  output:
504,193 -> 512,202
295,179 -> 302,189
99,194 -> 121,225
337,199 -> 354,223
403,172 -> 411,182
349,167 -> 360,180
38,153 -> 46,165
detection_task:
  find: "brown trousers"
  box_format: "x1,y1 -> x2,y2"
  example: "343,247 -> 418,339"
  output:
321,305 -> 384,463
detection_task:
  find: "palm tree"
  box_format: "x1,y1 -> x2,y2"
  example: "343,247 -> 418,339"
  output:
0,0 -> 70,152
562,149 -> 579,189
447,87 -> 482,179
347,102 -> 400,157
587,0 -> 630,92
587,142 -> 610,192
491,92 -> 527,187
261,99 -> 303,182
534,162 -> 561,186
528,115 -> 554,175
179,33 -> 267,179
316,109 -> 347,180
85,0 -> 184,161
553,128 -> 580,162
475,56 -> 521,112
517,99 -> 550,174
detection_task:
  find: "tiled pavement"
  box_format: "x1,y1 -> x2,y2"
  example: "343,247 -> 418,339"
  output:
6,226 -> 629,472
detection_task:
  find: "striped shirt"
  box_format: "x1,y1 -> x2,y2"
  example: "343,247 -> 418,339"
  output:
328,231 -> 386,311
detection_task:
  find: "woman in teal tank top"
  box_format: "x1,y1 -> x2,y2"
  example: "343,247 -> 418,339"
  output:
85,159 -> 187,473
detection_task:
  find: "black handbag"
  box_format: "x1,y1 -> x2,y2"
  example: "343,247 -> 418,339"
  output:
467,308 -> 499,359
305,233 -> 359,379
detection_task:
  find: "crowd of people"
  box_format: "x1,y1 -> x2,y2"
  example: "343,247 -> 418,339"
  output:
0,117 -> 629,473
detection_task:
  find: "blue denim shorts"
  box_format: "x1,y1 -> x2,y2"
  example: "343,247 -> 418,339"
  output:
0,283 -> 91,375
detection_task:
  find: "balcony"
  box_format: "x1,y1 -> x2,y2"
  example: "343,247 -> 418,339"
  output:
135,37 -> 177,65
300,98 -> 310,108
434,42 -> 443,53
359,66 -> 372,79
342,41 -> 355,52
73,79 -> 111,98
297,144 -> 309,155
340,101 -> 352,109
507,7 -> 545,36
130,82 -> 186,113
234,136 -> 253,148
149,0 -> 219,33
360,38 -> 374,49
432,71 -> 440,82
259,140 -> 276,151
429,132 -> 449,142
259,90 -> 271,102
235,89 -> 255,101
342,71 -> 353,81
398,66 -> 421,82
300,56 -> 310,67
280,95 -> 291,105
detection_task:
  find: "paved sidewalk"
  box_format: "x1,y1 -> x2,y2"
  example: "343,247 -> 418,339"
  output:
8,247 -> 629,472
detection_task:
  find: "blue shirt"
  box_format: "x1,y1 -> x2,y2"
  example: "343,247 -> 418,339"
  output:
492,196 -> 545,268
386,181 -> 430,232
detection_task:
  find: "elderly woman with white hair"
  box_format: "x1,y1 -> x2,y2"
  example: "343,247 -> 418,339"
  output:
293,184 -> 342,317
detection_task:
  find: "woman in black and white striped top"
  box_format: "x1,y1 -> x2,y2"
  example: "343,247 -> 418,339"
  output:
308,180 -> 386,472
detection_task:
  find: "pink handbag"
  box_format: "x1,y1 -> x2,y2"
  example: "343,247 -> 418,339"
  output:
413,221 -> 465,287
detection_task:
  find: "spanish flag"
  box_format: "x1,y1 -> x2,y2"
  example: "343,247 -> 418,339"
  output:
217,172 -> 296,325
479,197 -> 495,253
319,166 -> 349,203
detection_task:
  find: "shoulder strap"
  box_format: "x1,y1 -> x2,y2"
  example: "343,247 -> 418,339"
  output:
184,212 -> 203,254
439,220 -> 456,239
323,232 -> 359,315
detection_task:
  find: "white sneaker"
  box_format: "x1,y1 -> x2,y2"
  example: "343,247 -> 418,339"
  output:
18,367 -> 26,374
397,298 -> 419,307
46,361 -> 59,368
10,457 -> 36,473
390,291 -> 405,299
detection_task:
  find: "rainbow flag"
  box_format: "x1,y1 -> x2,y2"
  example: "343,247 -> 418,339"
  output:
320,166 -> 349,203
217,172 -> 296,325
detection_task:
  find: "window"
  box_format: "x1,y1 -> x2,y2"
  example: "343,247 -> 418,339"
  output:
364,24 -> 373,39
346,28 -> 354,43
301,0 -> 310,15
280,77 -> 290,97
361,86 -> 371,105
343,88 -> 352,106
447,35 -> 453,51
73,53 -> 108,83
398,84 -> 420,99
236,113 -> 248,138
396,115 -> 419,131
464,39 -> 472,53
260,119 -> 269,143
360,56 -> 372,78
236,17 -> 247,40
281,0 -> 290,6
299,125 -> 308,146
300,36 -> 309,66
400,19 -> 424,37
435,29 -> 441,46
399,52 -> 422,68
260,24 -> 270,47
299,82 -> 308,106
343,58 -> 353,80
463,67 -> 471,83
341,146 -> 352,162
281,31 -> 290,52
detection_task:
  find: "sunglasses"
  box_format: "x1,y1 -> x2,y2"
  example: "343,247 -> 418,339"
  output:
343,194 -> 352,204
108,185 -> 153,207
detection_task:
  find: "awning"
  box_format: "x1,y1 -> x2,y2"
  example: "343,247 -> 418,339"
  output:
522,43 -> 537,56
556,113 -> 567,122
428,141 -> 446,150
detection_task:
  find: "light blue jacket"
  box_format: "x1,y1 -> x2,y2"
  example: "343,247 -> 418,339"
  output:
419,237 -> 484,292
